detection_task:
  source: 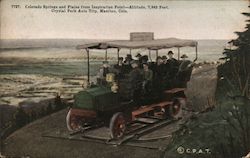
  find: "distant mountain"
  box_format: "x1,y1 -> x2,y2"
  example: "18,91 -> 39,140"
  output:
0,39 -> 230,49
0,39 -> 106,49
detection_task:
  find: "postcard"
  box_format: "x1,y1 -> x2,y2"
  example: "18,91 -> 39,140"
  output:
0,0 -> 249,158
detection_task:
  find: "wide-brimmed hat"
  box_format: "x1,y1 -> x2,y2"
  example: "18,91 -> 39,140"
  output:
135,53 -> 142,57
103,61 -> 109,64
156,56 -> 162,60
126,54 -> 132,59
168,51 -> 174,55
162,55 -> 167,59
180,54 -> 188,58
118,57 -> 123,61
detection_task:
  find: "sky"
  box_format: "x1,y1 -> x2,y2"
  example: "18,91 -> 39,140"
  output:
0,0 -> 249,40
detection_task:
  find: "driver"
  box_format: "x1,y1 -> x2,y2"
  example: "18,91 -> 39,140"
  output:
97,61 -> 110,85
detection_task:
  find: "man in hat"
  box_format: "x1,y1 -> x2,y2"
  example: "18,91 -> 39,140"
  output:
167,51 -> 178,67
136,53 -> 144,68
135,53 -> 142,60
124,54 -> 133,65
179,54 -> 192,71
154,56 -> 165,79
167,51 -> 179,85
162,55 -> 169,72
129,60 -> 143,104
124,54 -> 133,73
176,54 -> 193,88
161,55 -> 171,87
152,56 -> 166,92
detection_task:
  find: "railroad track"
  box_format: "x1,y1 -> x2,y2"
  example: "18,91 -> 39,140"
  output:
49,116 -> 178,146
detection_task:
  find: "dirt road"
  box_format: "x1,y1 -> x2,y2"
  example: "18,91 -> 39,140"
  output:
2,109 -> 164,158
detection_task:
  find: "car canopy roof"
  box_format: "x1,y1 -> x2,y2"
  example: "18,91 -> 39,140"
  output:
77,38 -> 198,50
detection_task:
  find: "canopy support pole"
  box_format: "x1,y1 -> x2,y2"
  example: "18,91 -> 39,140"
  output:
129,49 -> 132,55
149,49 -> 152,62
156,50 -> 158,60
117,48 -> 120,63
86,49 -> 90,85
194,45 -> 198,62
105,49 -> 108,61
177,47 -> 180,60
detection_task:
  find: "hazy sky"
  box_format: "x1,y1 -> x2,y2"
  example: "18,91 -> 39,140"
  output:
1,0 -> 249,40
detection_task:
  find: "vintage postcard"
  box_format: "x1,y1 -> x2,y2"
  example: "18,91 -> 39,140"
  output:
0,0 -> 250,158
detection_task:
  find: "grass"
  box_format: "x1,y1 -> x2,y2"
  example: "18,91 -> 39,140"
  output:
163,71 -> 250,158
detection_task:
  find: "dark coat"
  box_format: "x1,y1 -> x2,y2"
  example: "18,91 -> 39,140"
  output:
167,58 -> 179,77
154,64 -> 165,80
114,64 -> 126,78
129,67 -> 143,89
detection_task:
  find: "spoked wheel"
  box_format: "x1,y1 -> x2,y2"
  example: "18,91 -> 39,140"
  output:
66,108 -> 82,132
169,98 -> 185,119
109,112 -> 126,139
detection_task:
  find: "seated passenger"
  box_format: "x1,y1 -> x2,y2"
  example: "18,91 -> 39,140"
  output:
124,54 -> 133,65
135,53 -> 143,68
162,55 -> 168,65
161,55 -> 171,88
152,56 -> 165,93
176,54 -> 193,88
141,55 -> 149,63
129,60 -> 143,104
162,55 -> 170,76
135,53 -> 142,60
167,51 -> 179,84
114,57 -> 126,78
124,54 -> 133,73
167,51 -> 178,66
154,56 -> 165,80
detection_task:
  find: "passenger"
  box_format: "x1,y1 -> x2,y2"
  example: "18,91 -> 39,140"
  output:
135,53 -> 143,68
167,51 -> 179,82
161,55 -> 170,88
124,54 -> 133,73
97,61 -> 110,85
135,53 -> 142,61
154,56 -> 165,80
162,55 -> 168,64
129,60 -> 143,103
124,54 -> 133,65
162,55 -> 170,74
176,54 -> 193,88
141,55 -> 149,63
153,56 -> 165,93
167,51 -> 178,67
179,54 -> 192,71
142,63 -> 153,93
114,57 -> 126,78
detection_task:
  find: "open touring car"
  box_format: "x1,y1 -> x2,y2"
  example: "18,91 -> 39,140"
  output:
66,32 -> 198,139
